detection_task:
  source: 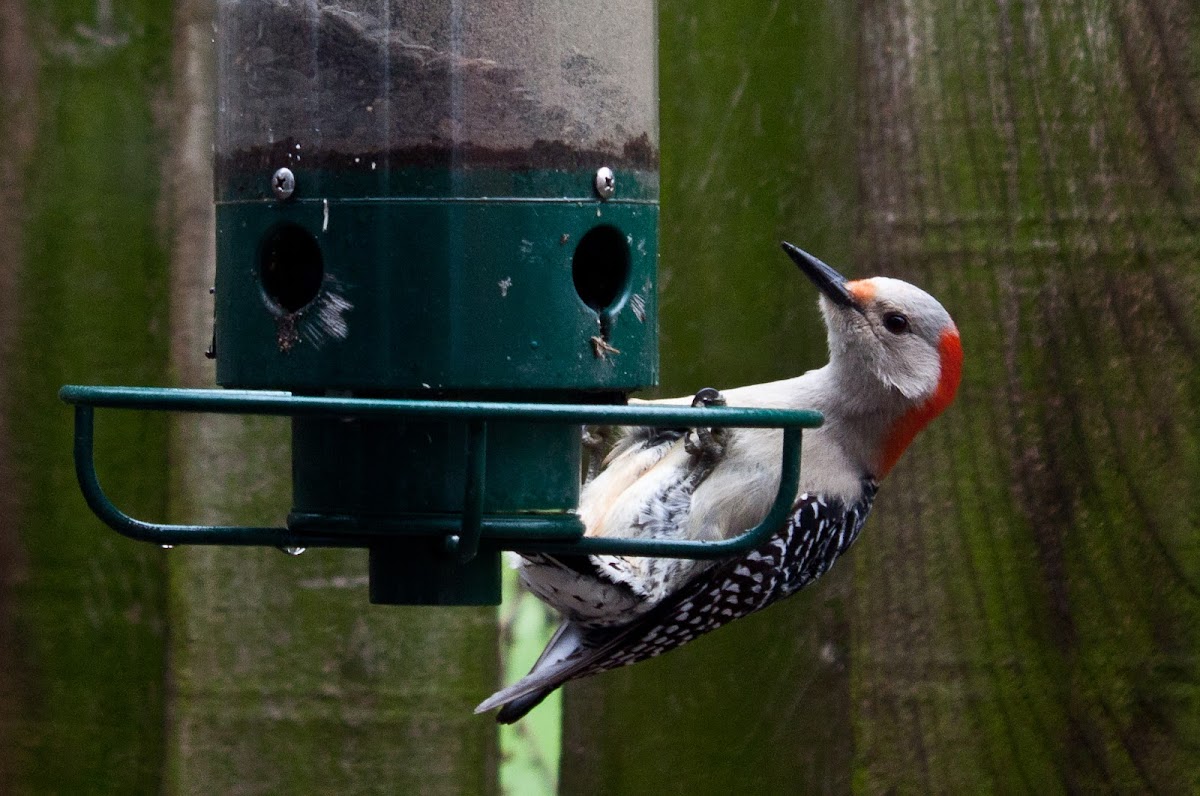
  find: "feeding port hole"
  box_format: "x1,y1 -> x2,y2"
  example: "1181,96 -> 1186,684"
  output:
572,224 -> 630,313
260,223 -> 324,313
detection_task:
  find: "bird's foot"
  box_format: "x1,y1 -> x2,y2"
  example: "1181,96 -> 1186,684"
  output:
581,426 -> 609,451
685,387 -> 729,459
582,425 -> 619,483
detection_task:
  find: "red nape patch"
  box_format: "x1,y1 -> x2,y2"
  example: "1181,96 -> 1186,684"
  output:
878,328 -> 963,477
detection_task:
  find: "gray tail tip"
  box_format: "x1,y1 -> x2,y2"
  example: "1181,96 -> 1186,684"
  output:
473,692 -> 505,715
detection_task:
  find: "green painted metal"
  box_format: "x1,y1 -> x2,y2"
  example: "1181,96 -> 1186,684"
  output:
288,414 -> 582,550
285,512 -> 583,540
213,141 -> 660,604
61,385 -> 819,600
214,195 -> 658,393
60,385 -> 821,427
213,189 -> 659,599
368,543 -> 503,606
458,419 -> 489,562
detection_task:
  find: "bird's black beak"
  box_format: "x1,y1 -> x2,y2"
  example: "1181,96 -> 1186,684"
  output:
780,241 -> 857,308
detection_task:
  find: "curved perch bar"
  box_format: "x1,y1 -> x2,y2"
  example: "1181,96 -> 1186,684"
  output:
62,385 -> 820,561
71,405 -> 340,549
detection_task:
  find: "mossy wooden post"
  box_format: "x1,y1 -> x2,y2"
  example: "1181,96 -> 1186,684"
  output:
0,1 -> 499,792
0,2 -> 173,791
562,0 -> 1200,792
562,2 -> 862,792
167,2 -> 498,792
850,2 -> 1199,790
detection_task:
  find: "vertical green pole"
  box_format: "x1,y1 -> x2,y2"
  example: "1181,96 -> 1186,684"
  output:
0,1 -> 173,791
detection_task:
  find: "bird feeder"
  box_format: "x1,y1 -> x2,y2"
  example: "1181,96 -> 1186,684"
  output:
61,0 -> 821,606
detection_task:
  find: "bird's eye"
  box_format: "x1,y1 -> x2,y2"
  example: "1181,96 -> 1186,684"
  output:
883,313 -> 909,334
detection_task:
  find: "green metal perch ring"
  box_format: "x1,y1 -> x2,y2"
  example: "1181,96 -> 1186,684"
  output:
60,385 -> 822,562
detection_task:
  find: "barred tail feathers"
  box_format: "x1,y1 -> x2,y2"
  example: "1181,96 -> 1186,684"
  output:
475,621 -> 588,719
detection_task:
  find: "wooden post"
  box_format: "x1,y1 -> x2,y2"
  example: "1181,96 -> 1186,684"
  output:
561,1 -> 1200,791
563,2 -> 861,791
0,2 -> 500,791
0,1 -> 173,790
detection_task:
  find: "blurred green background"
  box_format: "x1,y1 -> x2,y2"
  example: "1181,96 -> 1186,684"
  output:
2,0 -> 1198,793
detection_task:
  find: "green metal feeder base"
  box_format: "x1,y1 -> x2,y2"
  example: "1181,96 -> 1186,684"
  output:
60,385 -> 823,606
368,544 -> 502,607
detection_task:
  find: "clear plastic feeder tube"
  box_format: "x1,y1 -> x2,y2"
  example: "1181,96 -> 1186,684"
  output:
215,0 -> 659,198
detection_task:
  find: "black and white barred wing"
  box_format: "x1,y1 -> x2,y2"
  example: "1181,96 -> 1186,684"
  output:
570,487 -> 875,675
477,488 -> 875,720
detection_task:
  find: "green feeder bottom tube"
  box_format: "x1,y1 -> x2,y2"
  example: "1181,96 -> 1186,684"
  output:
290,414 -> 582,605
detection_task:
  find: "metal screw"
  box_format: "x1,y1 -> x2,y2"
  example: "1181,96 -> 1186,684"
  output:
594,166 -> 615,200
272,167 -> 296,200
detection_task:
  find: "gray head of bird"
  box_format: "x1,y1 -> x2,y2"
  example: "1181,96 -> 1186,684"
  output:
781,241 -> 963,477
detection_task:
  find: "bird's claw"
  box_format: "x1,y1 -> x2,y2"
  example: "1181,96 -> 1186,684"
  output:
582,425 -> 621,483
581,426 -> 609,451
685,387 -> 728,459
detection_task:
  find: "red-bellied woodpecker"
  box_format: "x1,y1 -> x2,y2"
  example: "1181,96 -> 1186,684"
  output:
476,242 -> 963,723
